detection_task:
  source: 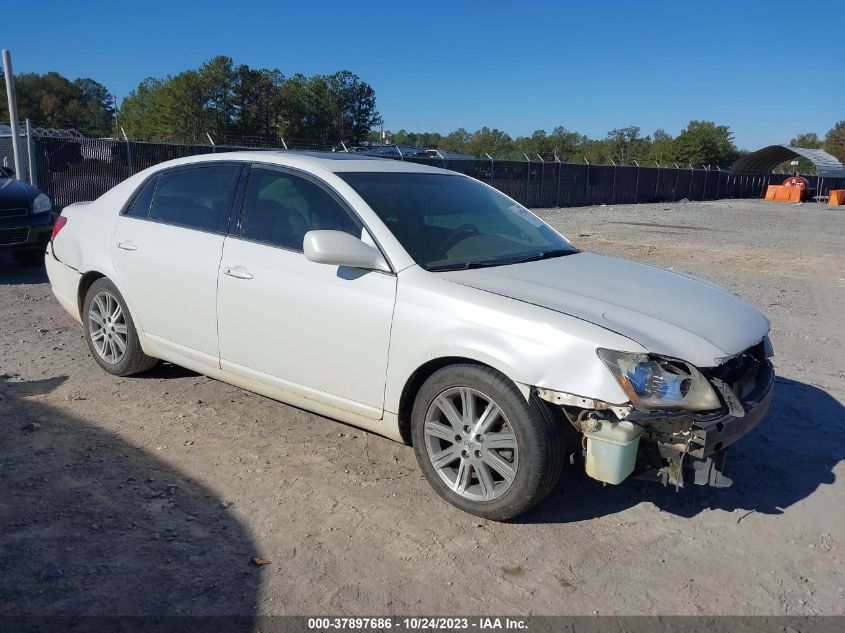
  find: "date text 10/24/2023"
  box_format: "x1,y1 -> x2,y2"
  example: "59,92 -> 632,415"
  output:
307,617 -> 528,630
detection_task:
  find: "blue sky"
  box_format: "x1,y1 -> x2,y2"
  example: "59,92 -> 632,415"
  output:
3,0 -> 843,149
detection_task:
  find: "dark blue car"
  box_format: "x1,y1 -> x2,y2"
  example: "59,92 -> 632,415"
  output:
0,166 -> 56,265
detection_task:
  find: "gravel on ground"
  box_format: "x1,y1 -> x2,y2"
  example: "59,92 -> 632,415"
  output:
0,198 -> 842,616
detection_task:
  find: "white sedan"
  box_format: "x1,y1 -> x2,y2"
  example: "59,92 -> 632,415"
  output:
46,151 -> 774,519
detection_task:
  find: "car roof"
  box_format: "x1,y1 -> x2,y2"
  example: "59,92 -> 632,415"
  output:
149,150 -> 456,175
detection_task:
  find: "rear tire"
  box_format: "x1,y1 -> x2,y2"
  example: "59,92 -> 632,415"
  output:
82,278 -> 158,376
411,364 -> 565,520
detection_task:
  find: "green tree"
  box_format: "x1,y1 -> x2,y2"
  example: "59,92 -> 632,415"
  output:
571,138 -> 612,165
438,128 -> 471,153
416,132 -> 443,148
604,126 -> 650,164
547,126 -> 583,161
170,70 -> 211,141
822,121 -> 845,164
275,71 -> 380,144
388,129 -> 443,148
231,66 -> 285,141
119,58 -> 380,145
465,127 -> 514,158
199,56 -> 237,140
0,72 -> 114,136
118,77 -> 169,141
326,71 -> 381,142
276,73 -> 310,142
386,129 -> 411,146
120,71 -> 208,142
647,129 -> 675,163
790,132 -> 821,148
515,129 -> 573,160
672,120 -> 738,167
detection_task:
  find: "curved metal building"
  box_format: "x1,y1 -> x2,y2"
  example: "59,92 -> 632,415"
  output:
731,145 -> 845,178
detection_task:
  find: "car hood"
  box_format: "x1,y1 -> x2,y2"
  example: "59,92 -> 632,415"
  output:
439,252 -> 770,367
0,177 -> 36,210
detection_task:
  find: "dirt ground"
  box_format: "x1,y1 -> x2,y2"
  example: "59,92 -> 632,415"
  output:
1,199 -> 843,616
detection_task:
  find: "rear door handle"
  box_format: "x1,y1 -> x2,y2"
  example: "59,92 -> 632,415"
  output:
223,265 -> 253,280
116,240 -> 137,251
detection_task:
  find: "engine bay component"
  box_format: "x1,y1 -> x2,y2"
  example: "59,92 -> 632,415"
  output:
535,387 -> 632,419
582,418 -> 644,484
542,340 -> 773,489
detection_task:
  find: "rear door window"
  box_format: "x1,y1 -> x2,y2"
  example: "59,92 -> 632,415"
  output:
148,165 -> 240,233
125,176 -> 159,218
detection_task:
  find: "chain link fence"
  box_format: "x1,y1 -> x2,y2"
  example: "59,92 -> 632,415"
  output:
3,127 -> 843,211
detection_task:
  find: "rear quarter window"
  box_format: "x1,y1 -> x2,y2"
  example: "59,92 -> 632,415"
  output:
124,176 -> 159,218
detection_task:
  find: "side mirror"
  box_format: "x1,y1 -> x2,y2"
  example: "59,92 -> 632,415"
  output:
303,230 -> 390,272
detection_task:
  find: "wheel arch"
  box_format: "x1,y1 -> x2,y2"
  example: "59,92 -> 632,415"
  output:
77,270 -> 142,338
77,270 -> 108,318
397,356 -> 517,445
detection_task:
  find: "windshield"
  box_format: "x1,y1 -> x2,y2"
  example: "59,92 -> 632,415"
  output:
339,172 -> 578,271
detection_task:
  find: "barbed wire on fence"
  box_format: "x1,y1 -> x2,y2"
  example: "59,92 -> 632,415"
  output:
4,123 -> 842,211
0,123 -> 828,172
31,127 -> 86,139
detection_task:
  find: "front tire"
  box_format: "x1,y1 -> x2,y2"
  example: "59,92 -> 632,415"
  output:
411,364 -> 564,520
82,278 -> 158,376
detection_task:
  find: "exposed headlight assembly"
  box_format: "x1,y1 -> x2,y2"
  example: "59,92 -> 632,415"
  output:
596,348 -> 720,412
32,193 -> 52,214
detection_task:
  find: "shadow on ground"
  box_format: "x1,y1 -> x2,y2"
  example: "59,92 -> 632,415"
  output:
0,250 -> 48,286
523,377 -> 843,523
135,362 -> 201,380
0,376 -> 260,619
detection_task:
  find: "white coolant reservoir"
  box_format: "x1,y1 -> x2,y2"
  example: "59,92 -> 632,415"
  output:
583,419 -> 644,485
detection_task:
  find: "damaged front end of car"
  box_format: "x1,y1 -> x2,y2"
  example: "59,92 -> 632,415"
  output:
537,337 -> 775,490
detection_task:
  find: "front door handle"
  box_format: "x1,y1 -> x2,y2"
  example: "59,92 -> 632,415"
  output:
117,240 -> 137,251
223,265 -> 253,280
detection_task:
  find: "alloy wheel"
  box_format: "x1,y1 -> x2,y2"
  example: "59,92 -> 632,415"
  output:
423,386 -> 519,502
88,291 -> 128,365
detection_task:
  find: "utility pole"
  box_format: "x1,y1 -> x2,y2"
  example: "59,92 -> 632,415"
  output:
112,94 -> 119,138
2,50 -> 25,180
25,119 -> 36,186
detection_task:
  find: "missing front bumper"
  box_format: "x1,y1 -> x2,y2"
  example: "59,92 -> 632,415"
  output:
632,361 -> 774,488
634,445 -> 734,489
542,359 -> 774,488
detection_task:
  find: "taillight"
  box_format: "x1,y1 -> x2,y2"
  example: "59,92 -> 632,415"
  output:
51,216 -> 67,242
